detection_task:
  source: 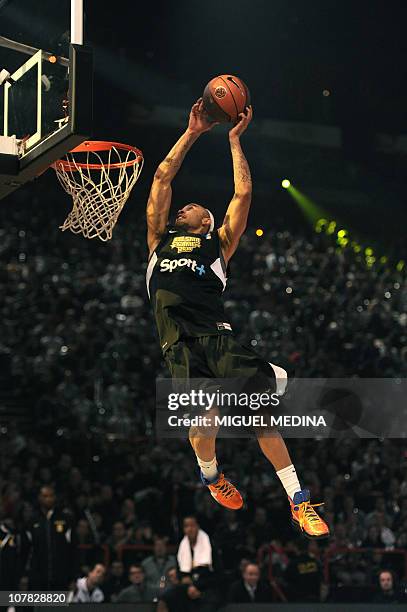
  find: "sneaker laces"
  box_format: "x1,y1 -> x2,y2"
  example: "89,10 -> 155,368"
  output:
213,478 -> 236,499
298,501 -> 324,529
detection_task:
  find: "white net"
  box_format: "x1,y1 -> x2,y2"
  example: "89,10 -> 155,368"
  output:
53,143 -> 143,241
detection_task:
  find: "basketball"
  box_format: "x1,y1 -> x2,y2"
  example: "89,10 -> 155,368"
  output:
202,74 -> 251,123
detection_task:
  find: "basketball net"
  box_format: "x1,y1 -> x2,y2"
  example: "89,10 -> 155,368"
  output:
52,141 -> 143,241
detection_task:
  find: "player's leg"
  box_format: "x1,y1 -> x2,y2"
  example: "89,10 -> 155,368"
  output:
252,362 -> 302,497
165,338 -> 243,510
189,404 -> 243,510
256,427 -> 293,469
256,427 -> 329,539
189,405 -> 219,468
221,337 -> 329,538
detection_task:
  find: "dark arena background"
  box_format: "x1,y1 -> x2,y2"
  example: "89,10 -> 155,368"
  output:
0,1 -> 407,610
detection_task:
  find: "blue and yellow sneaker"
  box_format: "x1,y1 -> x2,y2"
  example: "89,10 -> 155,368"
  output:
290,489 -> 330,539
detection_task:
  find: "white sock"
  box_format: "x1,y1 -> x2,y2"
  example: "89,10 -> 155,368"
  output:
197,456 -> 218,481
269,363 -> 288,396
276,464 -> 301,501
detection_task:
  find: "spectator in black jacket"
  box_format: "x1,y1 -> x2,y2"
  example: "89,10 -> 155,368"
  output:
102,560 -> 127,602
228,562 -> 272,603
284,540 -> 323,602
372,570 -> 400,603
0,518 -> 30,589
157,567 -> 190,612
28,486 -> 74,590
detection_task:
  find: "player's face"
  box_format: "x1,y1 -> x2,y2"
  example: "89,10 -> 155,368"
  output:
175,204 -> 210,233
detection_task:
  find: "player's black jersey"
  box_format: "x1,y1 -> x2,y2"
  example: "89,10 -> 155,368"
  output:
146,229 -> 233,352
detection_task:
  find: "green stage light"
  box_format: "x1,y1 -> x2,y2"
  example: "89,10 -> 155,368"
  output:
396,260 -> 405,272
287,186 -> 327,226
365,247 -> 374,257
315,218 -> 328,233
337,229 -> 347,238
327,221 -> 336,235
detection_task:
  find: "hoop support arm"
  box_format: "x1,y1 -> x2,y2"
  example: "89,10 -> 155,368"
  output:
0,35 -> 69,68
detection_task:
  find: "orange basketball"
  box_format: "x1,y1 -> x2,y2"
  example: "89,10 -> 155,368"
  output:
202,75 -> 251,123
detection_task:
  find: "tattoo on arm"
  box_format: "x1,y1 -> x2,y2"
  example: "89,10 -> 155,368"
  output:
160,133 -> 197,177
219,140 -> 252,259
231,139 -> 252,189
147,131 -> 197,250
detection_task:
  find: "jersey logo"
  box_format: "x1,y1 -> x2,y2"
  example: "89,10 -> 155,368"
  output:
160,258 -> 206,276
170,236 -> 201,253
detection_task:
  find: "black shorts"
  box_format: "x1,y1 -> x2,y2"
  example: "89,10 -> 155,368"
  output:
164,335 -> 287,396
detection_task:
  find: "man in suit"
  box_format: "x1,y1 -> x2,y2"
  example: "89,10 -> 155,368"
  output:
228,562 -> 272,603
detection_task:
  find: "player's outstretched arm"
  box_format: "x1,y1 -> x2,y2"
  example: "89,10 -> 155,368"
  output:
218,106 -> 253,263
146,99 -> 218,255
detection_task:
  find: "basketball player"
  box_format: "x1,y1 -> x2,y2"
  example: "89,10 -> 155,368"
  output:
146,99 -> 329,539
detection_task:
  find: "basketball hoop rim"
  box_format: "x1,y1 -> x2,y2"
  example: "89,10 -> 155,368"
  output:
52,140 -> 143,171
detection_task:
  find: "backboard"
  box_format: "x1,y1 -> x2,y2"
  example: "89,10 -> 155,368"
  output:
0,0 -> 92,200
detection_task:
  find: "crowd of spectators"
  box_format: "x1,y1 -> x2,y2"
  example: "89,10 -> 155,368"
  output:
1,196 -> 406,422
0,194 -> 406,604
2,434 -> 407,604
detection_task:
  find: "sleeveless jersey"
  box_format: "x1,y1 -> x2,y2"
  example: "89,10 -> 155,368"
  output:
146,229 -> 233,352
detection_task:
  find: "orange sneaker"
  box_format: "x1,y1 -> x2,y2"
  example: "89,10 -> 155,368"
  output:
290,489 -> 330,539
201,472 -> 243,510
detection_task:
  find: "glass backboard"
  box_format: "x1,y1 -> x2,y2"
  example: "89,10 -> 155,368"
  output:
0,0 -> 92,200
